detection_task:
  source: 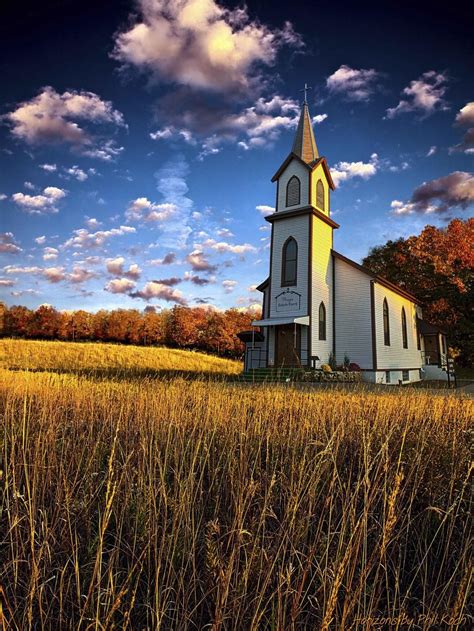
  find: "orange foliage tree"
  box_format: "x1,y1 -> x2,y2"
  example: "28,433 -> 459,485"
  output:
363,218 -> 474,365
2,303 -> 256,358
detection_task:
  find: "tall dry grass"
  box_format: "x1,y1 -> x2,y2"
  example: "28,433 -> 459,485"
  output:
0,340 -> 472,629
0,338 -> 242,378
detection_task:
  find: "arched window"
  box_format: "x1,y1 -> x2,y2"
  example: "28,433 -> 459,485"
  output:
383,298 -> 390,346
401,307 -> 408,348
281,237 -> 297,286
319,302 -> 326,340
316,179 -> 325,211
286,176 -> 300,207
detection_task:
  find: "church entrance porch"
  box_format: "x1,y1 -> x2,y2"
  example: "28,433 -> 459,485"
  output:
275,324 -> 301,367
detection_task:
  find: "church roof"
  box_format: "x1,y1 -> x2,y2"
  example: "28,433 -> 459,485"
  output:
332,250 -> 420,304
292,102 -> 319,163
270,101 -> 335,188
270,154 -> 335,189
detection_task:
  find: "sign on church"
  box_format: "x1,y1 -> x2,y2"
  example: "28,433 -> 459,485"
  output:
275,289 -> 301,312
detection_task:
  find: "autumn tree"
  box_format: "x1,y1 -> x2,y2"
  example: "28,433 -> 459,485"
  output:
2,303 -> 258,359
363,218 -> 474,365
166,306 -> 208,348
5,306 -> 33,337
28,306 -> 61,339
92,310 -> 110,341
140,308 -> 166,345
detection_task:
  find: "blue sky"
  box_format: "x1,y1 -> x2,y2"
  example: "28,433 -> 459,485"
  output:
0,0 -> 472,312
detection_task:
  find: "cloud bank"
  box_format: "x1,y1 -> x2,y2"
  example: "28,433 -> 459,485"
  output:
113,0 -> 302,94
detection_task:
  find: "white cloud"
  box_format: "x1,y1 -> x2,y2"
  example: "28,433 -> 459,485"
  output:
39,163 -> 57,172
68,266 -> 97,284
81,139 -> 124,162
105,278 -> 137,294
10,289 -> 40,297
24,181 -> 35,190
154,94 -> 302,157
454,102 -> 474,126
62,225 -> 136,249
312,114 -> 328,124
331,153 -> 379,187
126,197 -> 178,222
43,267 -> 66,283
451,129 -> 474,155
150,126 -> 196,144
106,256 -> 141,280
326,65 -> 382,101
386,71 -> 449,119
152,157 -> 194,247
0,194 -> 7,201
149,252 -> 177,265
0,278 -> 15,287
65,165 -> 88,181
112,0 -> 302,94
3,265 -> 43,274
427,146 -> 437,157
35,235 -> 47,245
201,238 -> 257,254
451,102 -> 474,154
186,249 -> 217,272
222,279 -> 238,293
256,204 -> 274,216
85,217 -> 102,229
11,186 -> 67,214
130,281 -> 187,304
43,247 -> 59,261
391,171 -> 474,215
6,86 -> 125,160
184,271 -> 214,285
0,232 -> 22,254
4,262 -> 95,285
216,227 -> 234,238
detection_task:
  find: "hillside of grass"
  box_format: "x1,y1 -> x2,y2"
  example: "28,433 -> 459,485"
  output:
0,338 -> 242,378
1,339 -> 472,629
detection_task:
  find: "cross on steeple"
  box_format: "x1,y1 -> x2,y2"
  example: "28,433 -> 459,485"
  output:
300,82 -> 312,104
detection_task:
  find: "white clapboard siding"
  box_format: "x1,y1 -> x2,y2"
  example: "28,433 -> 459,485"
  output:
270,215 -> 309,318
334,257 -> 373,368
373,283 -> 422,370
310,217 -> 333,364
277,159 -> 309,211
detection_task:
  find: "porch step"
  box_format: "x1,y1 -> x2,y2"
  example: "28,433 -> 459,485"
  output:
422,364 -> 450,381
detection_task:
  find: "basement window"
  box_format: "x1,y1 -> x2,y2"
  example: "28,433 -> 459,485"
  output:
402,370 -> 409,381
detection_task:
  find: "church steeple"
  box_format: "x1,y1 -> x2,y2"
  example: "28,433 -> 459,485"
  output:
291,88 -> 319,164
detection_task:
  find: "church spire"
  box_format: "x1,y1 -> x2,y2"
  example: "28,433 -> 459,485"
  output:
291,84 -> 319,164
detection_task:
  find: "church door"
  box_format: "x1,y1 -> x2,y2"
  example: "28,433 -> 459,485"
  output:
424,334 -> 440,366
275,324 -> 301,366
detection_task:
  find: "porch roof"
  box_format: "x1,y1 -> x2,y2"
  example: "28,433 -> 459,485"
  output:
251,315 -> 310,327
417,318 -> 446,336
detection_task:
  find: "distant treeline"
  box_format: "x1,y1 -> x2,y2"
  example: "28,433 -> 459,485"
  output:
0,304 -> 256,358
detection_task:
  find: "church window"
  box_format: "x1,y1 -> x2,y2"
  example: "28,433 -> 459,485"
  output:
401,307 -> 408,348
286,176 -> 301,207
383,298 -> 390,346
316,179 -> 325,211
319,302 -> 326,340
282,237 -> 297,286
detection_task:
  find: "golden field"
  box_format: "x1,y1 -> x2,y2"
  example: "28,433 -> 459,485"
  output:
1,339 -> 472,629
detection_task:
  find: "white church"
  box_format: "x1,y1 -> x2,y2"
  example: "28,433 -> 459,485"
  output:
238,95 -> 448,385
